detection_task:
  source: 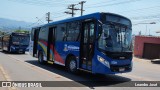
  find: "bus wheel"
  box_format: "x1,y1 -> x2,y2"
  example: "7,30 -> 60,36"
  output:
38,51 -> 46,64
67,57 -> 77,73
22,51 -> 25,54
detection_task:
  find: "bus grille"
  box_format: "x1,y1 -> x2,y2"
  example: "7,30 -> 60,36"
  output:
106,52 -> 132,60
110,64 -> 131,72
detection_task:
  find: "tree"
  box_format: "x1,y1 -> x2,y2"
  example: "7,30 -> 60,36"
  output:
14,30 -> 29,34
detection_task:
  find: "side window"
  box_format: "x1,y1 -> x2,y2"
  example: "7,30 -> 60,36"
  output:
39,27 -> 48,41
67,21 -> 80,41
3,35 -> 10,46
56,24 -> 66,41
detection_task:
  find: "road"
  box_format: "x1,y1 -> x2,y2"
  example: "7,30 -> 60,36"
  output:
0,51 -> 160,90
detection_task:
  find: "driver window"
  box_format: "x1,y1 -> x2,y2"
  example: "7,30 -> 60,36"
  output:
98,25 -> 112,50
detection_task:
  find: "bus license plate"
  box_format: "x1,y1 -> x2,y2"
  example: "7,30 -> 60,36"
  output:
119,68 -> 125,71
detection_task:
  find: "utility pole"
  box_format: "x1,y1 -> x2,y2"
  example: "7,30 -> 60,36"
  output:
65,4 -> 80,17
65,1 -> 86,17
79,1 -> 86,16
46,12 -> 52,23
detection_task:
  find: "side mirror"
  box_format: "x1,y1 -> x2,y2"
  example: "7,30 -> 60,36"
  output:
96,23 -> 102,40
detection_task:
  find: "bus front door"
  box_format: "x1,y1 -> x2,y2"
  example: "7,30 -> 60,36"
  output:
80,20 -> 95,71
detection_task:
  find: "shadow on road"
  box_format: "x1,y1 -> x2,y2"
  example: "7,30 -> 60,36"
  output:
151,59 -> 160,64
26,60 -> 131,87
0,50 -> 27,55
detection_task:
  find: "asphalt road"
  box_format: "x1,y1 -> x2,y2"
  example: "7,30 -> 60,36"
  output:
0,51 -> 160,90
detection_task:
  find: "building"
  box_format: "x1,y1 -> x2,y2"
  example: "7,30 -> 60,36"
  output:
134,35 -> 160,59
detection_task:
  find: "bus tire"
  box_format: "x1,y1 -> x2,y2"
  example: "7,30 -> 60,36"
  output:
8,49 -> 11,54
22,51 -> 25,54
38,51 -> 46,64
67,56 -> 78,73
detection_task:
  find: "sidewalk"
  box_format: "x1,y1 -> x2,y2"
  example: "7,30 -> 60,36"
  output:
133,57 -> 151,63
133,57 -> 160,63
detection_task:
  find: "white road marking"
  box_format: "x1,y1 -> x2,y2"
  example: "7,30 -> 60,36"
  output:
5,53 -> 158,89
8,54 -> 155,81
5,54 -> 87,90
7,55 -> 68,81
0,64 -> 18,90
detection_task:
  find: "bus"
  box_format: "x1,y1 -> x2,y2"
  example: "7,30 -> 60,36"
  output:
29,12 -> 133,74
2,32 -> 30,54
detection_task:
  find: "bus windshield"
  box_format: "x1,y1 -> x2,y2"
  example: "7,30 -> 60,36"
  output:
12,36 -> 30,45
98,19 -> 132,52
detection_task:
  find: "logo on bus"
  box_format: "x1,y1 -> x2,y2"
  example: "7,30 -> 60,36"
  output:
64,44 -> 79,51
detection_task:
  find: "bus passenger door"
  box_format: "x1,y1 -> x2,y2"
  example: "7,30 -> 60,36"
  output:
80,20 -> 95,71
30,29 -> 39,57
47,27 -> 56,61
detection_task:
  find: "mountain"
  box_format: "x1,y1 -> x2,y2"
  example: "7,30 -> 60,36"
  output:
0,18 -> 33,31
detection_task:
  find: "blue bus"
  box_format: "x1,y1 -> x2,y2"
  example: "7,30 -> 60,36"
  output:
30,12 -> 133,74
2,32 -> 30,54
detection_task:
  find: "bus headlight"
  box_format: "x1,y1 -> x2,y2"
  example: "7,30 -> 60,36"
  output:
97,55 -> 110,68
98,56 -> 105,62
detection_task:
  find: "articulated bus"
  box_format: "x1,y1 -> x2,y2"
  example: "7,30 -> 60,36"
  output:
29,12 -> 133,74
2,32 -> 30,54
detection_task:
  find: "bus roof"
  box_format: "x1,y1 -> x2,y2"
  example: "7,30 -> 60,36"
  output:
32,12 -> 131,28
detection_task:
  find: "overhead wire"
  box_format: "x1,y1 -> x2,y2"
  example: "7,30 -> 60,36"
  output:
6,0 -> 160,28
26,14 -> 46,27
86,0 -> 142,8
7,0 -> 73,7
86,0 -> 119,6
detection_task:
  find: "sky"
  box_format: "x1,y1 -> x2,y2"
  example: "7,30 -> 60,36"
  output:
0,0 -> 160,36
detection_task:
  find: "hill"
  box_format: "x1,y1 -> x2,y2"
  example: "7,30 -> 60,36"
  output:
0,18 -> 33,31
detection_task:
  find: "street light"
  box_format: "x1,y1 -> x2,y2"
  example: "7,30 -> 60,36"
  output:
133,22 -> 156,35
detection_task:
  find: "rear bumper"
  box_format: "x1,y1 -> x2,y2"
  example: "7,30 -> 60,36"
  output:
10,47 -> 26,53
